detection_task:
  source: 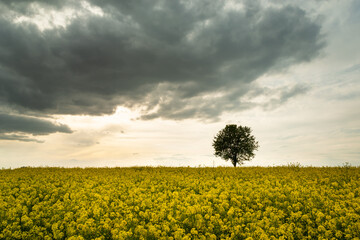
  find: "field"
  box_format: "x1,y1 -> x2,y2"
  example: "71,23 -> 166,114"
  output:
0,167 -> 359,240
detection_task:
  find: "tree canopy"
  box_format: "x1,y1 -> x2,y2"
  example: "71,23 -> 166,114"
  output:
213,124 -> 259,167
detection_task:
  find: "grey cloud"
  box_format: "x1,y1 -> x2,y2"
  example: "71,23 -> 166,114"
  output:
63,131 -> 101,147
0,0 -> 75,16
0,134 -> 44,143
263,84 -> 310,110
139,83 -> 255,121
338,64 -> 360,75
0,0 -> 324,120
0,113 -> 72,142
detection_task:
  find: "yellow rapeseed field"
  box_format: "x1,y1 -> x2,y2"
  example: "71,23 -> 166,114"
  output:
0,167 -> 359,239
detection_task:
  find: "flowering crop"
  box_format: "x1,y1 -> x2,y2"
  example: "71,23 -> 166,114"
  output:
0,167 -> 359,239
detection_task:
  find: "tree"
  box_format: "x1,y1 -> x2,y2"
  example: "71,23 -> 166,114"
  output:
213,124 -> 259,167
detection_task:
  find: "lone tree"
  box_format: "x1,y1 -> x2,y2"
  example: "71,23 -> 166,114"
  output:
213,124 -> 259,167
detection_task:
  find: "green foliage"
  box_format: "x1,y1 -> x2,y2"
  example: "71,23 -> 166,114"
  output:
1,167 -> 360,239
213,124 -> 259,167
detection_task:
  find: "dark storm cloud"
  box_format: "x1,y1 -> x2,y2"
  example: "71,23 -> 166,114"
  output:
0,113 -> 72,142
0,0 -> 324,120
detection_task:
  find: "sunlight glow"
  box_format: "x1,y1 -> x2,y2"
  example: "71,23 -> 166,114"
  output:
13,1 -> 104,31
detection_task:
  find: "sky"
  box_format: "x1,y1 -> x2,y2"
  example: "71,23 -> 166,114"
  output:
0,0 -> 359,168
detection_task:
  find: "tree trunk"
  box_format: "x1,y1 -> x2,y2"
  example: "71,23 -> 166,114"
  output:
232,158 -> 237,167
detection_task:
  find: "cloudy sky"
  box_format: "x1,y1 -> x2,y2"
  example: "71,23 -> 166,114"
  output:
0,0 -> 359,168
